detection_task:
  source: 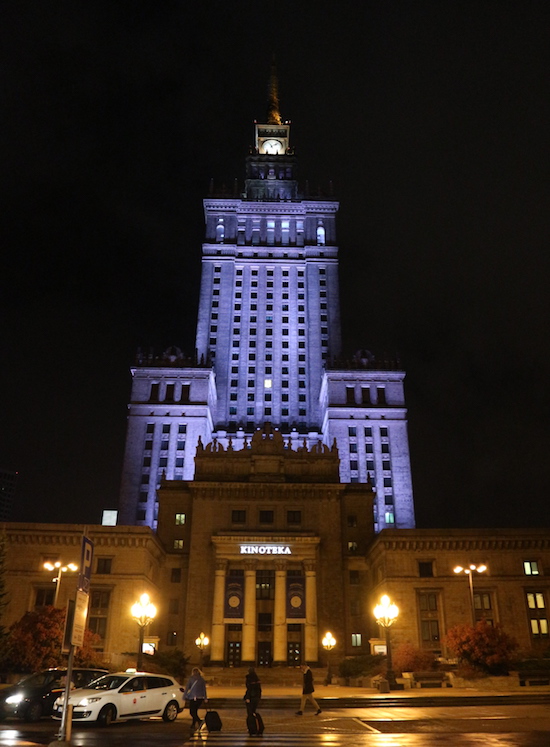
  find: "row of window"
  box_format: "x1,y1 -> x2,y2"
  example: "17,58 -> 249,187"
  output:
349,426 -> 389,438
418,559 -> 544,578
145,424 -> 187,435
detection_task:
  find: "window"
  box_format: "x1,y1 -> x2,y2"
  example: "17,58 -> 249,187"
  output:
90,589 -> 111,615
177,440 -> 185,450
287,510 -> 301,525
380,427 -> 388,437
348,541 -> 358,552
170,568 -> 182,583
351,633 -> 362,647
258,612 -> 272,631
418,561 -> 434,578
232,509 -> 246,524
348,427 -> 356,436
524,561 -> 540,575
259,510 -> 274,524
35,587 -> 55,608
350,443 -> 357,453
256,570 -> 275,600
350,460 -> 358,471
175,513 -> 186,525
173,539 -> 184,550
96,557 -> 112,575
349,570 -> 360,585
347,515 -> 357,527
385,511 -> 395,525
418,592 -> 440,646
527,592 -> 548,637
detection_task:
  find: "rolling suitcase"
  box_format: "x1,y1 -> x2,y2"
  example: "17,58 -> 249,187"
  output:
247,711 -> 264,735
204,709 -> 222,732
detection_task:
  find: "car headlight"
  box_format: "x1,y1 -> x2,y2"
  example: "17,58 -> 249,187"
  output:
78,697 -> 101,706
5,694 -> 24,705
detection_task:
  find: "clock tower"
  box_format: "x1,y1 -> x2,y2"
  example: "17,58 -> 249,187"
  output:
246,66 -> 297,200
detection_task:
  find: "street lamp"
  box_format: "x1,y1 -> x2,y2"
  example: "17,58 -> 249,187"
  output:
195,632 -> 209,668
43,561 -> 78,607
373,594 -> 399,690
322,631 -> 336,685
131,593 -> 157,671
454,564 -> 487,626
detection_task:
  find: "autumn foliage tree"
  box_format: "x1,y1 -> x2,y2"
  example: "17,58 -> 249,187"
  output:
444,620 -> 518,675
2,606 -> 104,673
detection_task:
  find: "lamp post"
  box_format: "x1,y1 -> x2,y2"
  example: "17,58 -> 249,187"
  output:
322,631 -> 336,685
373,594 -> 399,690
195,632 -> 209,668
131,593 -> 157,671
43,561 -> 78,607
454,564 -> 487,627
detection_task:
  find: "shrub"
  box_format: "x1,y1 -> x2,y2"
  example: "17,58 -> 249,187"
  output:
338,654 -> 385,680
444,621 -> 518,675
392,643 -> 437,674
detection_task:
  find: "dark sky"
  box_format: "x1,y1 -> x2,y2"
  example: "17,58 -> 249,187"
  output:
2,1 -> 550,529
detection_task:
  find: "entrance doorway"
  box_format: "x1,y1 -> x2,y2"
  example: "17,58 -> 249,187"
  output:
227,641 -> 241,667
257,641 -> 272,667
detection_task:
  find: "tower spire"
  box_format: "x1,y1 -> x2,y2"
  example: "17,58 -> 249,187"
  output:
266,59 -> 282,125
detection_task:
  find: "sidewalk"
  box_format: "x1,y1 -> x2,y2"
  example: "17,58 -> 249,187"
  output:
205,680 -> 550,702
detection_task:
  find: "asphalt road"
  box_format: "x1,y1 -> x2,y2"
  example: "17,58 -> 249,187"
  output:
2,703 -> 550,746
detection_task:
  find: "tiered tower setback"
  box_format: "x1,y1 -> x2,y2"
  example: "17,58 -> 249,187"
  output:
118,74 -> 415,532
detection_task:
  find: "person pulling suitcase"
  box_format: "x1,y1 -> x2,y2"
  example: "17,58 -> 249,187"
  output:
244,667 -> 264,735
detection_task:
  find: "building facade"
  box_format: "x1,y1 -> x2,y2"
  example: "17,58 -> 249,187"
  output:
118,73 -> 415,533
3,519 -> 550,668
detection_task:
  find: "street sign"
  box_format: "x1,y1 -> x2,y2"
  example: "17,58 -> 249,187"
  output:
78,536 -> 94,593
71,590 -> 89,647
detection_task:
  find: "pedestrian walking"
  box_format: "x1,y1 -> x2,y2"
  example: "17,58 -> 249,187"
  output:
295,664 -> 322,715
184,667 -> 208,730
244,667 -> 264,735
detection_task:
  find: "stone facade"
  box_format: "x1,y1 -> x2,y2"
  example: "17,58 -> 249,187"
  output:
367,528 -> 550,656
2,520 -> 549,667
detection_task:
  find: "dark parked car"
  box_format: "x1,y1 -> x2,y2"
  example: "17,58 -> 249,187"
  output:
0,667 -> 108,722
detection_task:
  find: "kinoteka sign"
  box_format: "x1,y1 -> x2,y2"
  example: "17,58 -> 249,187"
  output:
240,545 -> 292,555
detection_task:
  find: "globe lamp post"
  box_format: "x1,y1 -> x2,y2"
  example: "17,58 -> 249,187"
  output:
43,561 -> 78,607
322,631 -> 336,685
373,594 -> 399,690
131,594 -> 157,671
195,632 -> 209,668
454,564 -> 487,626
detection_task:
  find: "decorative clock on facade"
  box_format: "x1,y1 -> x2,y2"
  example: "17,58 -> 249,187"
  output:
262,139 -> 283,154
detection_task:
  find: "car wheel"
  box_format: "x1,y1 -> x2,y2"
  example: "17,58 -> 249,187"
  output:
25,702 -> 43,722
162,700 -> 179,722
97,704 -> 116,727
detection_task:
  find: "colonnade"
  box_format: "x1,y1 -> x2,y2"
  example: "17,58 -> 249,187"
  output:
210,558 -> 318,665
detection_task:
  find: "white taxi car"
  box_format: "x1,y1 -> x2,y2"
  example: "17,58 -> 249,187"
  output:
52,671 -> 184,726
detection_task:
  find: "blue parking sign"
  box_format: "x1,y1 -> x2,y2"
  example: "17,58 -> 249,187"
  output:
78,536 -> 94,593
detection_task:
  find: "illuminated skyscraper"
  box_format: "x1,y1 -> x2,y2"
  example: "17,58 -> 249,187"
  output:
118,73 -> 415,532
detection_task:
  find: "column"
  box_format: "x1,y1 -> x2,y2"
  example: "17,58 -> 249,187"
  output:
210,560 -> 227,665
304,560 -> 319,664
241,560 -> 257,665
273,560 -> 287,665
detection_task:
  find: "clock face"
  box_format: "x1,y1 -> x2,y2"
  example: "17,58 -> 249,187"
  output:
262,139 -> 283,154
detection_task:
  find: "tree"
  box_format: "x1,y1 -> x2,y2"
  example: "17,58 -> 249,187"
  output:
444,620 -> 518,675
2,606 -> 105,673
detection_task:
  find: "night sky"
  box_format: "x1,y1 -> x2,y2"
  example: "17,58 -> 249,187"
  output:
2,2 -> 550,529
